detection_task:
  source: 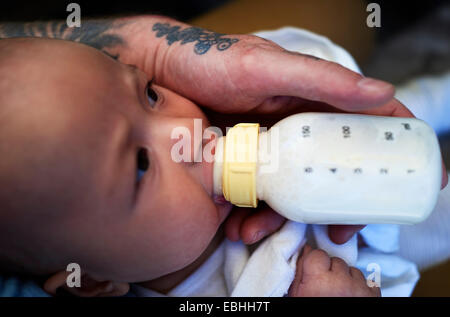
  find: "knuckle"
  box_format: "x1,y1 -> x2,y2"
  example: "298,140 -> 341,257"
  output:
239,45 -> 261,73
237,40 -> 279,73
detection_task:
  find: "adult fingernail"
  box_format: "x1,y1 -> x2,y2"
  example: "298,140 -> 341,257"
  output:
104,282 -> 114,292
358,77 -> 394,93
340,231 -> 354,244
251,231 -> 266,244
329,227 -> 351,244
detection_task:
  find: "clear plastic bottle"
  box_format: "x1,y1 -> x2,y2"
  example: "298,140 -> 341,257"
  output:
213,112 -> 442,224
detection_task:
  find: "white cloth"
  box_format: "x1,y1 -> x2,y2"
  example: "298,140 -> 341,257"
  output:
130,26 -> 450,297
396,180 -> 450,270
131,219 -> 420,297
395,72 -> 450,136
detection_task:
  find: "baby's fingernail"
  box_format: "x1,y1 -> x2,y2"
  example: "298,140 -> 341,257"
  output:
358,77 -> 394,93
251,231 -> 266,243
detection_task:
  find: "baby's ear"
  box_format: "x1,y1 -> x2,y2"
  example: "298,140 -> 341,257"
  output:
43,270 -> 129,297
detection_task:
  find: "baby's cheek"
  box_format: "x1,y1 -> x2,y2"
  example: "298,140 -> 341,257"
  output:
166,191 -> 220,241
177,183 -> 222,226
134,172 -> 221,274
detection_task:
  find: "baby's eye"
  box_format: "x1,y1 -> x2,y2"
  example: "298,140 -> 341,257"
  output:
137,148 -> 149,182
146,80 -> 158,108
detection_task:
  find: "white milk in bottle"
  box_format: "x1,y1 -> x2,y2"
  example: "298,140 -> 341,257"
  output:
213,112 -> 442,224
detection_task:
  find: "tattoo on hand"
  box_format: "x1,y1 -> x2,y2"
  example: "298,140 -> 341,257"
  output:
152,22 -> 239,55
0,20 -> 126,60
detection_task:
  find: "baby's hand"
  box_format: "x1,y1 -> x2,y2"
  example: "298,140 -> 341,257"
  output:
288,245 -> 380,297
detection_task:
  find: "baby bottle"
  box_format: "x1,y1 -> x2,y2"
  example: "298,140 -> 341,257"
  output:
213,112 -> 442,224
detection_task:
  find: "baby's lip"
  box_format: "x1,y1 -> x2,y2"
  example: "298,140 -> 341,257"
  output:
213,193 -> 233,224
200,130 -> 218,195
213,194 -> 229,205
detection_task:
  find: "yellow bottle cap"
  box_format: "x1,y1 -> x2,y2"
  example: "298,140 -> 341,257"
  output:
222,123 -> 259,208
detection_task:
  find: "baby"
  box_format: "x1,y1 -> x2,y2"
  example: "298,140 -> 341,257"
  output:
0,37 -> 379,297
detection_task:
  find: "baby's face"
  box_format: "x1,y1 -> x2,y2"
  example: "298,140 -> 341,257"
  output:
0,38 -> 232,282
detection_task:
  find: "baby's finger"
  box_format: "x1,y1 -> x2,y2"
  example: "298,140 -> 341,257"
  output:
371,286 -> 382,297
288,244 -> 313,297
302,249 -> 332,276
239,205 -> 286,244
224,207 -> 252,242
330,257 -> 350,274
349,267 -> 366,281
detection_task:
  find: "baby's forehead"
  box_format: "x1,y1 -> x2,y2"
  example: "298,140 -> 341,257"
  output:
0,37 -> 134,168
0,37 -> 124,81
1,38 -> 132,110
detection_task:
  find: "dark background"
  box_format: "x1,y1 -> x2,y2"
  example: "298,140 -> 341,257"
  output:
0,0 -> 446,43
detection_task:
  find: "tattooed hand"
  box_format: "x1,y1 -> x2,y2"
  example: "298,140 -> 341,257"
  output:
150,22 -> 396,113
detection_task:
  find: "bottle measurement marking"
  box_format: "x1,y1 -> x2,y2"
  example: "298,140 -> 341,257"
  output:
302,167 -> 415,174
385,131 -> 394,141
301,122 -> 415,174
402,123 -> 411,130
302,125 -> 311,137
342,126 -> 351,138
301,122 -> 411,140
